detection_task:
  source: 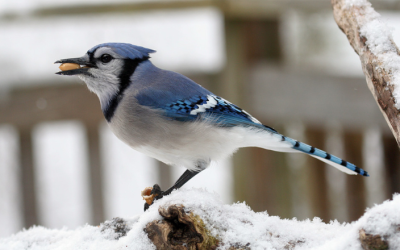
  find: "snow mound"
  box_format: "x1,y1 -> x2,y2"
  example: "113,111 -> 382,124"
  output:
1,188 -> 399,250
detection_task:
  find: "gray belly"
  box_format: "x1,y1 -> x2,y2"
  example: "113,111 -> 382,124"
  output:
106,94 -> 251,169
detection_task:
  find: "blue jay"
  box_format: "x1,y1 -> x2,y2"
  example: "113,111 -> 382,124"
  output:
55,43 -> 369,210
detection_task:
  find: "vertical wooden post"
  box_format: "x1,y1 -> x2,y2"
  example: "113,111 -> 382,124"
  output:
324,125 -> 349,222
305,129 -> 329,222
219,19 -> 246,105
344,131 -> 367,221
157,161 -> 173,191
244,147 -> 274,212
383,136 -> 400,196
363,128 -> 388,207
246,134 -> 292,218
271,132 -> 292,219
232,148 -> 253,204
85,122 -> 104,225
18,126 -> 38,228
223,18 -> 286,214
285,123 -> 311,220
246,124 -> 292,217
221,19 -> 248,204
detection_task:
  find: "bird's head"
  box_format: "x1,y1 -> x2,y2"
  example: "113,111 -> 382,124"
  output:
55,43 -> 155,101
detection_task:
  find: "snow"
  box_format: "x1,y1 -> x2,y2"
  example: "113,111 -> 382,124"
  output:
359,197 -> 400,249
344,0 -> 400,109
1,188 -> 399,250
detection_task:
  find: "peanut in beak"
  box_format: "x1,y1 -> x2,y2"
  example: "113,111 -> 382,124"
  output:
59,63 -> 81,71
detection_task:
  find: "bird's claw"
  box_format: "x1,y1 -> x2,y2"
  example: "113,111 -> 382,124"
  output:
150,184 -> 164,199
142,184 -> 165,211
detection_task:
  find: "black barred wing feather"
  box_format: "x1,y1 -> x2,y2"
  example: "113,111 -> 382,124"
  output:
163,95 -> 277,133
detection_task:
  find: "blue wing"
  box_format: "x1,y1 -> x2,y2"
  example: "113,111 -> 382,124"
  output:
145,92 -> 277,133
134,69 -> 276,133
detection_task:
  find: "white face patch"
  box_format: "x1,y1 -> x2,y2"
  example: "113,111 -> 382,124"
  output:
94,57 -> 124,76
78,48 -> 126,111
93,47 -> 123,59
79,69 -> 120,110
92,47 -> 125,76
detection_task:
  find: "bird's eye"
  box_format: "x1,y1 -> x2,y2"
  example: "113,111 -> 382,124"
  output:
100,54 -> 113,63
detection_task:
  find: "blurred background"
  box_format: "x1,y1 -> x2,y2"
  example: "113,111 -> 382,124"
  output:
1,0 -> 400,238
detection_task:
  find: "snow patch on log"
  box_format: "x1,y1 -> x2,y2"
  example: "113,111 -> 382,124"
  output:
0,189 -> 399,249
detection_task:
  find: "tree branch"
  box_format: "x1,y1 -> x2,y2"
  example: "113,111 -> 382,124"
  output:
332,0 -> 400,147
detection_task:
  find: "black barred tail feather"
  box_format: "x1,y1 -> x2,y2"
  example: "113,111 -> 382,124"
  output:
281,135 -> 369,177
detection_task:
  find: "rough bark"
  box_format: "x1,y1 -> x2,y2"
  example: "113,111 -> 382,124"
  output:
144,205 -> 219,250
359,229 -> 389,250
332,0 -> 400,147
143,205 -> 306,250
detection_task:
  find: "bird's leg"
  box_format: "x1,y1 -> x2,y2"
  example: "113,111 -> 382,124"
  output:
143,169 -> 200,211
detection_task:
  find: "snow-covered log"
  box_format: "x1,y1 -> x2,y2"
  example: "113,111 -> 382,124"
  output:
332,0 -> 400,147
0,189 -> 399,249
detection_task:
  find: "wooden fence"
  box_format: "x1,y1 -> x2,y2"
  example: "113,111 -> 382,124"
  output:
0,74 -> 398,232
1,6 -> 400,233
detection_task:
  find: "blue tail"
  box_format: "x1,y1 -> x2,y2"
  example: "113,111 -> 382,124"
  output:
281,135 -> 369,177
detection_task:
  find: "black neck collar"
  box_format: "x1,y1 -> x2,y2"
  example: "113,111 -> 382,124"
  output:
103,57 -> 148,122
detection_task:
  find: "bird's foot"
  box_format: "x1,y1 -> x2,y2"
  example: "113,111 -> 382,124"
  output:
142,184 -> 165,211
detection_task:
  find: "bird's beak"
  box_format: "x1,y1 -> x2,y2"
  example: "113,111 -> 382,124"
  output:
54,56 -> 95,76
